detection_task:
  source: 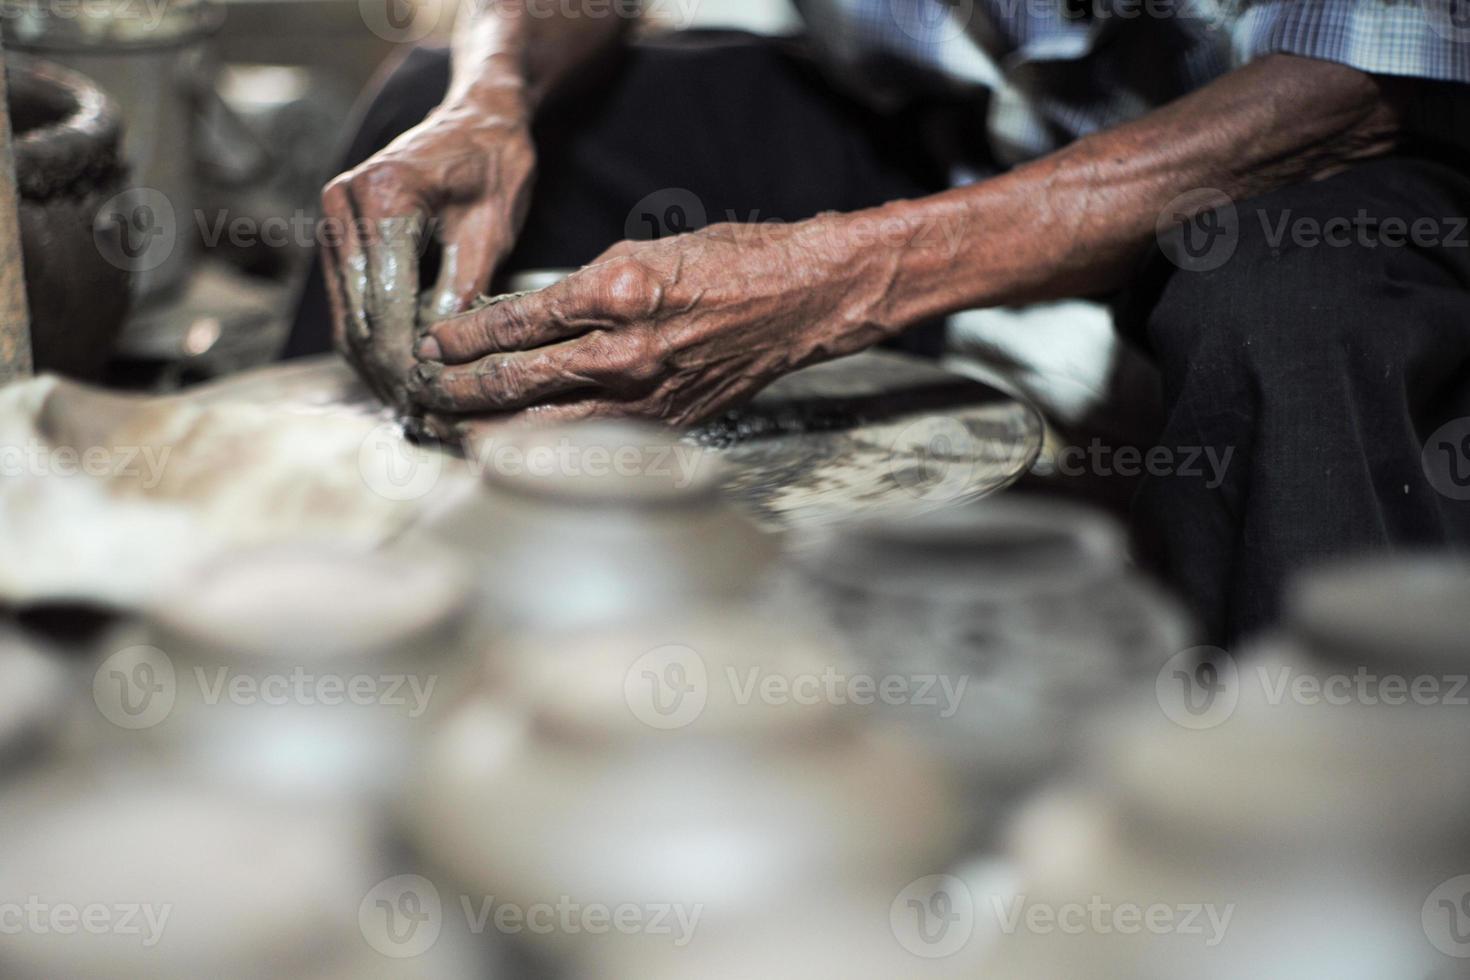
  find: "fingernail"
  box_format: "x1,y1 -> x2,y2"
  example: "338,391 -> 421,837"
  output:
416,335 -> 443,361
408,362 -> 441,389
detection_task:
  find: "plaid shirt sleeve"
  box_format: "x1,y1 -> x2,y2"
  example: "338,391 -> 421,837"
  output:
1230,0 -> 1470,83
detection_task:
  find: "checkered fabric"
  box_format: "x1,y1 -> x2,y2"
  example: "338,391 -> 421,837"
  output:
795,0 -> 1470,166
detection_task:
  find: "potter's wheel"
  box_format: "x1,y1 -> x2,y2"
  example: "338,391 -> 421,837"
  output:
192,351 -> 1043,529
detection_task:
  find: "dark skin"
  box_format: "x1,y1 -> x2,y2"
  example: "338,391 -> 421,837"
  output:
322,2 -> 1406,433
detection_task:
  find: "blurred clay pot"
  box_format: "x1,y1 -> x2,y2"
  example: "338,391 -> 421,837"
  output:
98,545 -> 477,804
408,610 -> 964,965
8,54 -> 130,380
424,421 -> 779,632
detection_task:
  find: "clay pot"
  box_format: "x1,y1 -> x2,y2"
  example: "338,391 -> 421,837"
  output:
0,628 -> 69,777
408,610 -> 964,966
422,421 -> 780,633
97,544 -> 477,803
1285,553 -> 1470,675
7,54 -> 130,379
792,498 -> 1192,827
0,770 -> 494,980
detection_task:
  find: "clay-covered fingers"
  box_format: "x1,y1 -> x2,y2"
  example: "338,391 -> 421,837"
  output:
427,149 -> 534,318
419,258 -> 659,363
408,326 -> 660,413
428,201 -> 501,319
320,166 -> 431,406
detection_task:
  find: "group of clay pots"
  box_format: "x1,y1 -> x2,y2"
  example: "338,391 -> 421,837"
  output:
968,556 -> 1470,979
5,416 -> 1459,978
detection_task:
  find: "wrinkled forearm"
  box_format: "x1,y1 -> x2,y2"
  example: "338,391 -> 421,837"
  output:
445,0 -> 633,115
838,53 -> 1406,335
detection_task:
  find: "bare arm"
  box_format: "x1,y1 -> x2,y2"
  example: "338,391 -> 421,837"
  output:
411,54 -> 1409,426
851,53 -> 1404,328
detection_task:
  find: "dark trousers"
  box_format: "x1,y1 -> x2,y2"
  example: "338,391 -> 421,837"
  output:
286,33 -> 1470,646
1120,157 -> 1470,644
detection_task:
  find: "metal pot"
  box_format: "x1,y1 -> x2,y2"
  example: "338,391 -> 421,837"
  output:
6,55 -> 130,378
3,0 -> 223,306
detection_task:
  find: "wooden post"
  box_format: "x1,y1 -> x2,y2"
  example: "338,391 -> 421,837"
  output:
0,37 -> 33,384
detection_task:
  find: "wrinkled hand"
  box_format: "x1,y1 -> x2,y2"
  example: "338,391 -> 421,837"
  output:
407,217 -> 890,427
321,101 -> 535,410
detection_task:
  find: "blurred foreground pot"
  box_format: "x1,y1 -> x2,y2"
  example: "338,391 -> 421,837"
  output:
7,55 -> 130,379
409,611 -> 964,966
1285,553 -> 1470,676
93,545 -> 475,803
793,498 -> 1192,826
977,681 -> 1470,980
0,628 -> 70,777
0,770 -> 492,979
423,422 -> 779,632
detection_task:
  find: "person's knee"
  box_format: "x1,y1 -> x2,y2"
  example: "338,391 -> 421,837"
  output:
1144,177 -> 1414,383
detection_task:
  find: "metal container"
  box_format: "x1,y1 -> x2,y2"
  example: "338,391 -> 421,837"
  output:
95,543 -> 475,802
2,0 -> 223,304
7,55 -> 130,378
